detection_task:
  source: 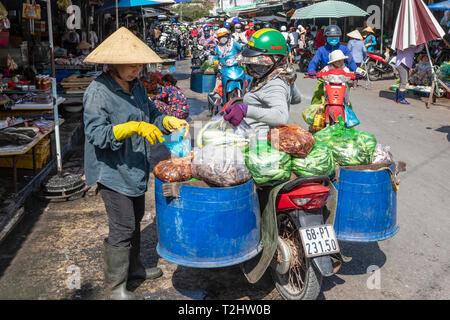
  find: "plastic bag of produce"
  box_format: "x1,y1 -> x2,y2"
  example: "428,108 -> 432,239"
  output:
191,145 -> 252,187
268,124 -> 315,158
244,140 -> 291,185
153,155 -> 193,182
196,115 -> 256,150
313,117 -> 377,166
162,128 -> 191,158
372,144 -> 393,164
292,142 -> 335,177
302,103 -> 321,125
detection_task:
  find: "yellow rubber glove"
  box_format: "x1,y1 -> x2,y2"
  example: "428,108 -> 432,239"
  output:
113,121 -> 165,144
162,116 -> 189,136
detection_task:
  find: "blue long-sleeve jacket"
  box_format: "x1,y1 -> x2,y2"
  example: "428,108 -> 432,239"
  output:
83,72 -> 169,196
308,44 -> 358,72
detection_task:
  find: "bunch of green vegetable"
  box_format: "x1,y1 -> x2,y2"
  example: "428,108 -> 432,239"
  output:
291,142 -> 335,177
313,117 -> 377,166
244,141 -> 291,186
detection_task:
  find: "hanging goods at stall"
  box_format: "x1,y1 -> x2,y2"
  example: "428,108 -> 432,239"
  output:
23,0 -> 41,20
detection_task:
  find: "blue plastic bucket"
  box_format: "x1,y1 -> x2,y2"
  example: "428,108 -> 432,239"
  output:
333,163 -> 399,242
190,73 -> 216,93
155,178 -> 262,268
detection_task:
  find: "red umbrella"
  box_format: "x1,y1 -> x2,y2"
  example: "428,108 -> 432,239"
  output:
392,0 -> 445,51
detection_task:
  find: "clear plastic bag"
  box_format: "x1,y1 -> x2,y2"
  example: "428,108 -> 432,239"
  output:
372,144 -> 394,164
162,128 -> 191,158
268,124 -> 315,158
191,145 -> 252,187
153,155 -> 193,182
196,114 -> 256,150
313,118 -> 377,166
292,142 -> 335,177
244,140 -> 291,185
302,103 -> 321,125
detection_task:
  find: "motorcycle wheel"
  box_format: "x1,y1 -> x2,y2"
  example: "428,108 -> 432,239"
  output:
298,56 -> 311,73
270,211 -> 322,300
227,88 -> 242,101
367,61 -> 382,81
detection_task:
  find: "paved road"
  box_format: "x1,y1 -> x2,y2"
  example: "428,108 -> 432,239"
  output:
0,60 -> 449,300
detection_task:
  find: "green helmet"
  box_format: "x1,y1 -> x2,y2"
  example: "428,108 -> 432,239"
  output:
243,28 -> 288,57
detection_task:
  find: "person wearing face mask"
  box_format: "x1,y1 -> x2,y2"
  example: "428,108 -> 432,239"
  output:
223,29 -> 301,139
213,28 -> 243,64
199,25 -> 217,53
232,23 -> 248,44
307,25 -> 357,105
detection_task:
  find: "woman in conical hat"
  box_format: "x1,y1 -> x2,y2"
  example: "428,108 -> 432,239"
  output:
362,26 -> 377,53
83,27 -> 188,300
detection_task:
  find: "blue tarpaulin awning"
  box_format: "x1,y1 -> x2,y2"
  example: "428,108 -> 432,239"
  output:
428,0 -> 450,10
96,0 -> 174,13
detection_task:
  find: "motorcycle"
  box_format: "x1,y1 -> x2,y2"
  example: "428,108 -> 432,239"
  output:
295,39 -> 315,73
207,57 -> 248,116
316,68 -> 356,127
270,175 -> 342,300
191,44 -> 207,69
156,139 -> 342,300
364,51 -> 397,81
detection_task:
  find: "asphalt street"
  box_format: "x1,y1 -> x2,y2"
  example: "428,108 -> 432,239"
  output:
0,59 -> 449,300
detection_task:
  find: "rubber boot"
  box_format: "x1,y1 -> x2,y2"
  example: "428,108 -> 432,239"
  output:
103,239 -> 141,300
128,232 -> 163,281
396,90 -> 410,104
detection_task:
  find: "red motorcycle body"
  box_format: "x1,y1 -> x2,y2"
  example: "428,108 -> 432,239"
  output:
317,69 -> 355,124
368,52 -> 388,63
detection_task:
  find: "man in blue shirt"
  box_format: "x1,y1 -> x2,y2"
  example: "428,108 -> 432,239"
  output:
308,25 -> 357,75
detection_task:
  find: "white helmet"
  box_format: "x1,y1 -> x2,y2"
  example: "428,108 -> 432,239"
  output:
281,26 -> 287,32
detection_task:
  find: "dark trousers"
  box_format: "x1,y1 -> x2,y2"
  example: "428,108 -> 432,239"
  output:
99,184 -> 145,248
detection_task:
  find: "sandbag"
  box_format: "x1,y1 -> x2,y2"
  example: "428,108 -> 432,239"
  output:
153,155 -> 193,182
292,142 -> 335,177
191,145 -> 252,187
268,124 -> 315,158
244,141 -> 291,186
313,117 -> 377,166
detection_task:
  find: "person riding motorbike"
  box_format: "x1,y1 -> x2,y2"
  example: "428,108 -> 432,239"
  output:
198,25 -> 217,53
307,25 -> 358,105
232,23 -> 248,44
223,28 -> 301,139
212,28 -> 243,94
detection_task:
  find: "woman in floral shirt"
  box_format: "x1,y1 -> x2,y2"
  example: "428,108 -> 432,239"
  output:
151,74 -> 190,119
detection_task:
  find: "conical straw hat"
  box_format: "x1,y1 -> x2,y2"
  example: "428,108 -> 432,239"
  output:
363,26 -> 375,34
84,27 -> 163,64
77,41 -> 91,50
347,30 -> 363,40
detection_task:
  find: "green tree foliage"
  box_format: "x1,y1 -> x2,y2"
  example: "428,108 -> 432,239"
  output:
170,1 -> 215,22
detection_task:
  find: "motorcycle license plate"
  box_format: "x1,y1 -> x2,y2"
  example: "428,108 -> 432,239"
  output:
299,225 -> 340,258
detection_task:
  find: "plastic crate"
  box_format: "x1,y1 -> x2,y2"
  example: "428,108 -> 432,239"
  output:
0,138 -> 51,169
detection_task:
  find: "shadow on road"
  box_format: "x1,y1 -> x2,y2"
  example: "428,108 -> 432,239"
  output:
435,125 -> 450,142
171,265 -> 276,300
320,241 -> 387,298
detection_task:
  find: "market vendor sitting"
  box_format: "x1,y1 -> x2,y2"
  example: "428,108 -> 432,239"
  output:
151,74 -> 190,120
409,53 -> 432,86
83,27 -> 189,300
